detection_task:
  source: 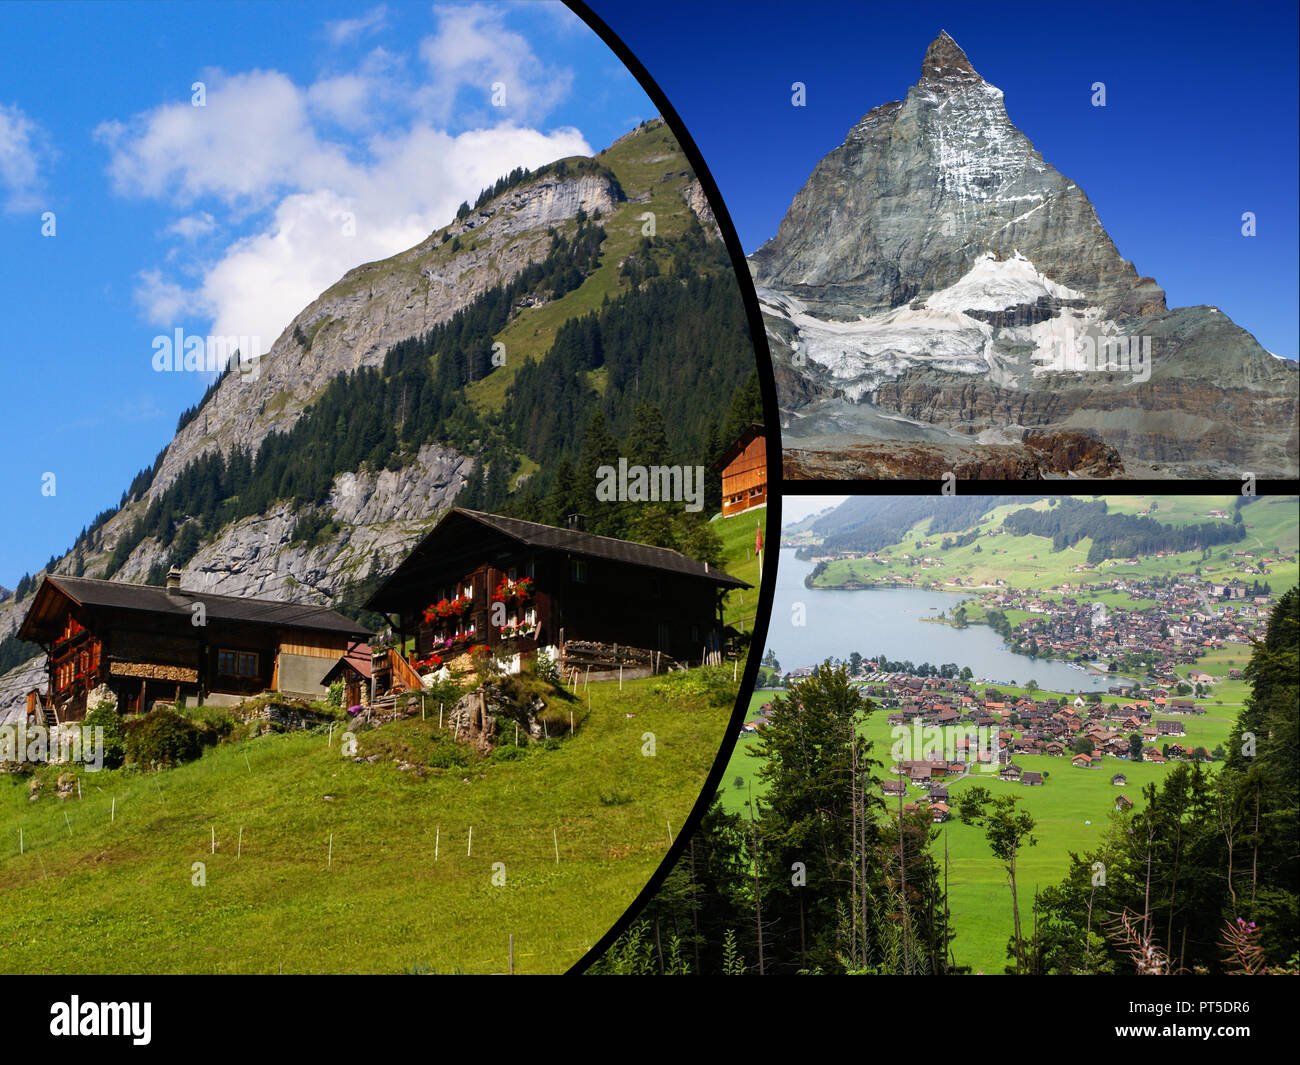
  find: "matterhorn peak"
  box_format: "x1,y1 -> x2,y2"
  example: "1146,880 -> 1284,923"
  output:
920,31 -> 982,86
750,30 -> 1298,478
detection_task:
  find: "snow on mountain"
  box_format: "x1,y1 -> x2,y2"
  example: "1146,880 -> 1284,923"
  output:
924,252 -> 1085,313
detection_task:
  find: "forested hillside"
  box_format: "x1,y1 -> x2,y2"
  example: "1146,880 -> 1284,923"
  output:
1002,497 -> 1248,562
808,496 -> 1034,555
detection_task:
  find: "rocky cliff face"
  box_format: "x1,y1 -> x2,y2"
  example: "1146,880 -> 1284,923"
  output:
757,32 -> 1298,477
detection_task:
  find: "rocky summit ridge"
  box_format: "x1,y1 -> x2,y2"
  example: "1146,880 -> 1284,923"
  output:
755,33 -> 1297,478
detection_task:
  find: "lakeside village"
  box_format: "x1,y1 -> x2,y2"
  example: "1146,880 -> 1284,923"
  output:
747,571 -> 1283,822
799,556 -> 1283,671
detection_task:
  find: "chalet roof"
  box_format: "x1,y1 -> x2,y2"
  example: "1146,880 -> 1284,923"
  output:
322,643 -> 374,683
710,423 -> 765,472
366,507 -> 748,611
18,574 -> 369,643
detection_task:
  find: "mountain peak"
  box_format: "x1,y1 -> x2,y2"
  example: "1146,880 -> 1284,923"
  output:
920,31 -> 981,85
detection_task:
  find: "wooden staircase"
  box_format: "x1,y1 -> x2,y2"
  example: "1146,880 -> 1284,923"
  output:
27,689 -> 56,729
387,649 -> 425,693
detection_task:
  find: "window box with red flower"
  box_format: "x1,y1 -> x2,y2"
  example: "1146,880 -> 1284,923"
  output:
412,652 -> 444,674
496,620 -> 537,641
491,577 -> 534,603
422,595 -> 473,624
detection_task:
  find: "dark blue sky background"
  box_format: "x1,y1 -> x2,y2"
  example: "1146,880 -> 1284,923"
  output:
591,0 -> 1298,358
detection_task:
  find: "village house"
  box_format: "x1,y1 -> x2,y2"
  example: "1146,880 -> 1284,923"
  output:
363,508 -> 748,694
18,569 -> 369,723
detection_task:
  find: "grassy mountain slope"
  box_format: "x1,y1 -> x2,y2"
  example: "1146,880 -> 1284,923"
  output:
469,120 -> 706,413
0,674 -> 731,974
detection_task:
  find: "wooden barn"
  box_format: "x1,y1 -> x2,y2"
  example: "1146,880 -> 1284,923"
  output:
364,508 -> 748,690
17,569 -> 369,724
713,424 -> 766,518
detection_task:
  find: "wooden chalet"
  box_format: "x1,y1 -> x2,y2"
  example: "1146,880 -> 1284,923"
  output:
712,424 -> 767,518
17,569 -> 369,724
364,508 -> 749,692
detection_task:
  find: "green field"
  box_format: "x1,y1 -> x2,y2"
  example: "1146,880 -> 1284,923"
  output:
719,683 -> 1242,974
0,673 -> 731,974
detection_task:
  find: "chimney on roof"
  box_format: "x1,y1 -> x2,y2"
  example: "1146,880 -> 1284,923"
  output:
567,513 -> 586,532
166,566 -> 183,593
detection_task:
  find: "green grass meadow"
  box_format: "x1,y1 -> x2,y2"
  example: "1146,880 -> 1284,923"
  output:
0,674 -> 730,974
716,506 -> 767,633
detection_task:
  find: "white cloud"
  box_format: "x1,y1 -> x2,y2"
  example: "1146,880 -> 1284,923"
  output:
307,73 -> 376,129
324,4 -> 388,46
416,3 -> 574,126
0,102 -> 50,212
165,212 -> 216,240
101,6 -> 594,354
307,47 -> 406,131
95,69 -> 350,207
135,268 -> 192,324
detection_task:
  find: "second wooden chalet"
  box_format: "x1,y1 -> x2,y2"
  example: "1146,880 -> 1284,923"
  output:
364,508 -> 749,689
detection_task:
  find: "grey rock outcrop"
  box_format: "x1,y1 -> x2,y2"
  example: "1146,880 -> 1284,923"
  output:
447,683 -> 546,754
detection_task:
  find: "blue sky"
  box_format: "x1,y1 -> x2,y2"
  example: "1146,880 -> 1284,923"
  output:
0,1 -> 655,588
593,0 -> 1299,357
